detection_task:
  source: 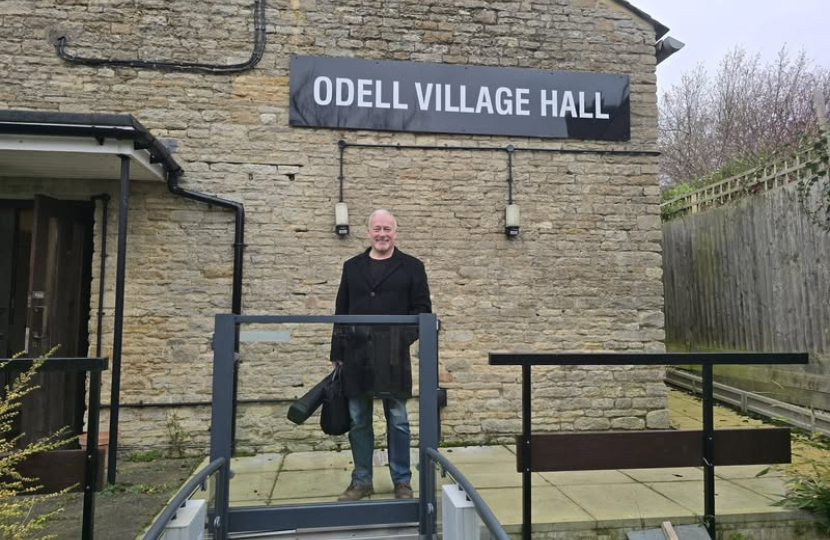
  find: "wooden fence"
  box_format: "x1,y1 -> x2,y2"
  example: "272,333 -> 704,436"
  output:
662,177 -> 830,410
661,145 -> 822,219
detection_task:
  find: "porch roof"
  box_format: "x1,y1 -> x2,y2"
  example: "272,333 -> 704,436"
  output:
0,110 -> 182,182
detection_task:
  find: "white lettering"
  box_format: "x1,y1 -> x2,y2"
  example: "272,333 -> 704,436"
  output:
540,90 -> 558,117
357,79 -> 372,108
416,83 -> 433,111
578,91 -> 593,118
435,83 -> 442,112
515,88 -> 530,116
560,91 -> 577,117
313,76 -> 332,106
393,81 -> 408,110
374,80 -> 391,109
595,92 -> 609,119
444,84 -> 460,112
335,78 -> 354,106
459,85 -> 474,113
475,86 -> 494,114
495,87 -> 513,115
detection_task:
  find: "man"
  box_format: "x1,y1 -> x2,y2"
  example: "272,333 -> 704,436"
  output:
330,209 -> 432,501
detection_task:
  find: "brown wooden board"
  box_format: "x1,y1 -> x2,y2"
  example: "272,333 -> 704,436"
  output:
516,428 -> 791,472
15,447 -> 106,494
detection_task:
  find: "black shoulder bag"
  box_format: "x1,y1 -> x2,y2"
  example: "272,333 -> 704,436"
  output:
320,367 -> 351,435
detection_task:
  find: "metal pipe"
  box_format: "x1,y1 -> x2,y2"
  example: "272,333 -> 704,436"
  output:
337,140 -> 346,202
167,170 -> 244,452
90,194 -> 110,357
340,140 -> 660,156
506,144 -> 515,205
107,156 -> 130,485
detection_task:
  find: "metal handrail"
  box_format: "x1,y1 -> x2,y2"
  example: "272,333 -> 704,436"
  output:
425,448 -> 510,540
142,457 -> 226,540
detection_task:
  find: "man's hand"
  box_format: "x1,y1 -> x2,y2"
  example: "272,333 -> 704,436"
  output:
331,361 -> 344,369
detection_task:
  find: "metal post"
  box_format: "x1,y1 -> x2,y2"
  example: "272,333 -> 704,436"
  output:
211,314 -> 237,540
92,194 -> 109,357
107,155 -> 130,485
418,313 -> 439,538
702,364 -> 715,539
522,362 -> 531,540
82,368 -> 102,540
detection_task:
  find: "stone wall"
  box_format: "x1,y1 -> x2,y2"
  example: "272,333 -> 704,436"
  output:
0,0 -> 667,451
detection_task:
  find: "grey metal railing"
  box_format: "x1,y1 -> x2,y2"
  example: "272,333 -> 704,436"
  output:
666,368 -> 830,438
425,448 -> 510,540
210,313 -> 439,539
142,457 -> 226,540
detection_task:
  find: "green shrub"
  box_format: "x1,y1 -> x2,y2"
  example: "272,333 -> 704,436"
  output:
762,437 -> 830,535
0,349 -> 72,539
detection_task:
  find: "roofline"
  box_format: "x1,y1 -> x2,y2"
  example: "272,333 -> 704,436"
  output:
611,0 -> 670,40
0,110 -> 182,176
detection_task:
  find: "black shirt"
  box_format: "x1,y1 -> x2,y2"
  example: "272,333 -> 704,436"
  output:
368,256 -> 394,287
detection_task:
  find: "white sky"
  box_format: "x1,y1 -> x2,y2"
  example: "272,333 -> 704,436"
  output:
628,0 -> 830,94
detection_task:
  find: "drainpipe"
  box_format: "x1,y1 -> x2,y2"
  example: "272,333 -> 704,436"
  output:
167,170 -> 244,452
90,193 -> 110,357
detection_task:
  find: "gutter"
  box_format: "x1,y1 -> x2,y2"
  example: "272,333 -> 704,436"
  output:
166,170 -> 245,452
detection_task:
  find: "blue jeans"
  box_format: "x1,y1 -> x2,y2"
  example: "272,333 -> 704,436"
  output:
348,394 -> 411,486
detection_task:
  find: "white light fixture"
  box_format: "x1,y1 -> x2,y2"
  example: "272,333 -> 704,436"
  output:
335,202 -> 349,236
505,203 -> 520,237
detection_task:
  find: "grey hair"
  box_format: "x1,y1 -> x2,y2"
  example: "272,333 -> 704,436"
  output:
368,208 -> 398,229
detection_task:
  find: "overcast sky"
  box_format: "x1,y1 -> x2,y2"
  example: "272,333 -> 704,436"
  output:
629,0 -> 830,95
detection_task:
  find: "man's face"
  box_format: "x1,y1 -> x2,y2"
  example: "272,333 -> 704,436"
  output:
368,213 -> 397,255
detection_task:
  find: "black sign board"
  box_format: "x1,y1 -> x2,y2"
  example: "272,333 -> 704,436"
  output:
289,55 -> 630,141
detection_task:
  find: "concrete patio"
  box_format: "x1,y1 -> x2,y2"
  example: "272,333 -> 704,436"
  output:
187,390 -> 826,539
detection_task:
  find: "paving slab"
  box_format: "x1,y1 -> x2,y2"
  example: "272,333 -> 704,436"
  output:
539,469 -> 634,486
448,462 -> 547,489
230,453 -> 283,474
715,464 -> 782,479
281,450 -> 354,471
727,477 -> 788,502
229,471 -> 277,504
646,480 -> 791,516
476,486 -> 594,526
621,467 -> 703,483
271,468 -> 352,500
558,483 -> 695,525
438,445 -> 515,464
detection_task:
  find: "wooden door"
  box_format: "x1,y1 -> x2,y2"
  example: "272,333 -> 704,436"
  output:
21,195 -> 93,445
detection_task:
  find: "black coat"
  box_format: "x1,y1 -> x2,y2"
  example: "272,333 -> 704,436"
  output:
330,247 -> 432,398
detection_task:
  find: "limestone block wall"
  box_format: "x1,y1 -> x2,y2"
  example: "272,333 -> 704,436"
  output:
0,0 -> 668,452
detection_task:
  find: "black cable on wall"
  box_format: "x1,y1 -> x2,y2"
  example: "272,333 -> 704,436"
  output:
55,0 -> 266,74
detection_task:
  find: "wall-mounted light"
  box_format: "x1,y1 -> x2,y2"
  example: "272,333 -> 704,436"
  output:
504,145 -> 520,238
334,140 -> 349,236
505,203 -> 520,237
655,36 -> 685,65
335,201 -> 349,236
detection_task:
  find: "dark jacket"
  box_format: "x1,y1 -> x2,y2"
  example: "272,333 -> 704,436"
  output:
330,247 -> 432,398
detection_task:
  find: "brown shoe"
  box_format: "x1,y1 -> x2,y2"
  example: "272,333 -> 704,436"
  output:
394,482 -> 413,499
337,482 -> 374,501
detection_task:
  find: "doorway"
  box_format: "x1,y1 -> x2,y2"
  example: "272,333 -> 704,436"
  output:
0,195 -> 94,445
